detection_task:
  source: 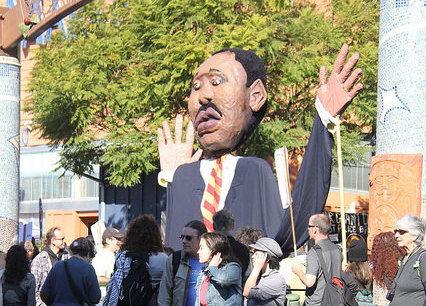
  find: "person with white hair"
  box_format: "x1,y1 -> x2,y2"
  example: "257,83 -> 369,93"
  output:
388,214 -> 426,306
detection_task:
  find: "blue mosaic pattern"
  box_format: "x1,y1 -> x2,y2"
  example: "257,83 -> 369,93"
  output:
379,0 -> 424,40
0,63 -> 20,96
395,0 -> 409,8
378,85 -> 410,125
0,61 -> 20,223
377,0 -> 426,213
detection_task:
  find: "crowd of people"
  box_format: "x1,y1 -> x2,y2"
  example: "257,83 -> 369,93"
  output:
0,212 -> 425,305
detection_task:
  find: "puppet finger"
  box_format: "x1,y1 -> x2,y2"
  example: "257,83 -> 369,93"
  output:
191,149 -> 203,162
175,114 -> 183,144
162,120 -> 173,144
343,68 -> 362,90
348,83 -> 364,101
331,43 -> 349,76
340,52 -> 360,82
157,128 -> 165,146
185,120 -> 195,144
319,66 -> 328,86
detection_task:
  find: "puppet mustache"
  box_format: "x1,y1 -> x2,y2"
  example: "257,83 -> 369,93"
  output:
195,101 -> 222,119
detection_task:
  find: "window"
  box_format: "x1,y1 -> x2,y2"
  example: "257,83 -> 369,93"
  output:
330,164 -> 370,193
20,172 -> 98,201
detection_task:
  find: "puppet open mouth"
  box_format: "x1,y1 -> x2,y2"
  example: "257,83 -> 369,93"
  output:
194,107 -> 221,134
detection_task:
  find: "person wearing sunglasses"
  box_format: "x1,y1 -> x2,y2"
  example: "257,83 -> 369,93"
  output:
31,226 -> 70,306
292,214 -> 342,306
387,215 -> 426,306
158,220 -> 207,306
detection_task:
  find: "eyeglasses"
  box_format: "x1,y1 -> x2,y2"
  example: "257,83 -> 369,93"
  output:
180,235 -> 198,242
394,229 -> 409,235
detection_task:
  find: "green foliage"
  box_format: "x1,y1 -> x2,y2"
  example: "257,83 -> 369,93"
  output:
28,0 -> 379,187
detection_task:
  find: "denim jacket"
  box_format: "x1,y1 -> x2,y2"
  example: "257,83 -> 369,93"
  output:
195,262 -> 242,306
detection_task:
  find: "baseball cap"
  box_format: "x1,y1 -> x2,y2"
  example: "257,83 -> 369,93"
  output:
249,237 -> 283,258
103,227 -> 125,240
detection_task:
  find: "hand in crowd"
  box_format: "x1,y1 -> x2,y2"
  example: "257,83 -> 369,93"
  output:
291,258 -> 304,275
252,251 -> 268,271
209,252 -> 223,267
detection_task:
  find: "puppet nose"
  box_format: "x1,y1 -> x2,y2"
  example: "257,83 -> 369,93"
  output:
199,84 -> 214,105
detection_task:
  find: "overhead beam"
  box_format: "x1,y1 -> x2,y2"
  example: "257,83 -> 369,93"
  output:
0,0 -> 93,51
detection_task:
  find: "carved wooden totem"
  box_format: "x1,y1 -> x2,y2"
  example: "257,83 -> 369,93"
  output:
368,154 -> 423,248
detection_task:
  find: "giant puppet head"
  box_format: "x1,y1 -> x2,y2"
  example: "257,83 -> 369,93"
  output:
188,49 -> 268,155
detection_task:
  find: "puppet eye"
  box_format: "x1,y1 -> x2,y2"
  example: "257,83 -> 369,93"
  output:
193,81 -> 201,90
211,78 -> 222,86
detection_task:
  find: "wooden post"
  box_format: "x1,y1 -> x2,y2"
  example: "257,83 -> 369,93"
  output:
283,146 -> 298,258
336,116 -> 347,266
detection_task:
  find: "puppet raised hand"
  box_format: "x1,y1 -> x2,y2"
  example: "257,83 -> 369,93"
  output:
157,114 -> 203,171
318,43 -> 363,116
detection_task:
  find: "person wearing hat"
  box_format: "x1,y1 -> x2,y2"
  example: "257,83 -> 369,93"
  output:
91,227 -> 124,302
243,237 -> 287,305
341,237 -> 373,304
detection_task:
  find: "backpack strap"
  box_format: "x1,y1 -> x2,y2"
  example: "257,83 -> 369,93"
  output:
313,245 -> 332,282
415,249 -> 426,292
172,250 -> 182,279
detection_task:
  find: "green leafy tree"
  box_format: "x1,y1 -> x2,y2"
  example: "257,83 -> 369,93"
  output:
28,0 -> 379,187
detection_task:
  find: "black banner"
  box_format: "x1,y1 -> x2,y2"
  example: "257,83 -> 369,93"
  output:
323,212 -> 368,242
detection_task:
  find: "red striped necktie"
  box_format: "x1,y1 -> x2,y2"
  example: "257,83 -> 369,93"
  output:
202,154 -> 228,232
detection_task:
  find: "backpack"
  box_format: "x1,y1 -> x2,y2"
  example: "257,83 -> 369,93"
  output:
355,289 -> 373,306
314,245 -> 358,306
117,252 -> 157,306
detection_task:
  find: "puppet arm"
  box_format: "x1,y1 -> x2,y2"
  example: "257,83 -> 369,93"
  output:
157,114 -> 203,186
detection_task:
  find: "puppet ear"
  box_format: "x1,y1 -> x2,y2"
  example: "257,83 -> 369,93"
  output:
249,79 -> 267,112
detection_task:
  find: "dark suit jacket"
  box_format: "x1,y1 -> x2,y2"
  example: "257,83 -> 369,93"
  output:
165,113 -> 334,252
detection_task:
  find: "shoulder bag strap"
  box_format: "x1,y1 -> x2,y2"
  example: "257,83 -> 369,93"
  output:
313,245 -> 331,282
416,249 -> 426,292
64,260 -> 90,306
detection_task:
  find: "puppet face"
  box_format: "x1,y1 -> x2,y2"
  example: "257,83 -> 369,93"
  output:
188,52 -> 255,153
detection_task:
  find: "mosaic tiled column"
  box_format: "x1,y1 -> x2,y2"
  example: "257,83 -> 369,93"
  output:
368,0 -> 425,245
0,56 -> 20,252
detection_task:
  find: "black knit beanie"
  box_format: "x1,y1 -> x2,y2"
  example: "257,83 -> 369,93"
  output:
348,238 -> 368,262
